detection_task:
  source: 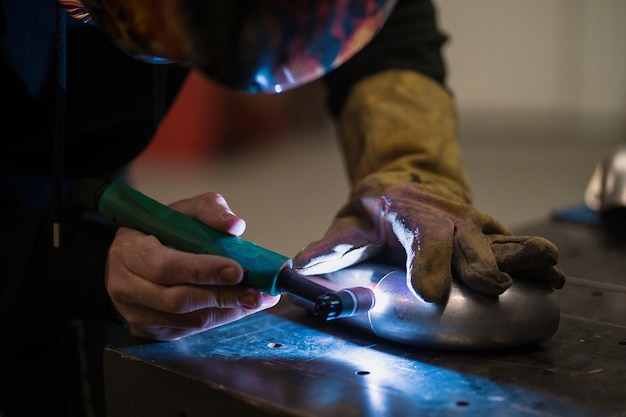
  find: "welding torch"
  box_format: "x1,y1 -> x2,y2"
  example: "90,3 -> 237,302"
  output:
67,179 -> 375,321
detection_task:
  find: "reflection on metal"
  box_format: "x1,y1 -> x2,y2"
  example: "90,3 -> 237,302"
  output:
103,218 -> 626,417
302,262 -> 561,350
585,144 -> 626,214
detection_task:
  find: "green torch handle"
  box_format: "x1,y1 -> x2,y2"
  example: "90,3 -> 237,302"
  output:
97,181 -> 289,295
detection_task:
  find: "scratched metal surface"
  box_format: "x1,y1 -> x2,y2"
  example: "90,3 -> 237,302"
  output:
104,218 -> 626,417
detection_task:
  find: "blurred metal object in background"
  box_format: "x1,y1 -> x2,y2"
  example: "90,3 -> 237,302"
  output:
298,262 -> 561,350
585,144 -> 626,228
76,0 -> 397,93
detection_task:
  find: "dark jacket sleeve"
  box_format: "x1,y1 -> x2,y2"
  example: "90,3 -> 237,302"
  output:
0,195 -> 120,334
323,0 -> 449,118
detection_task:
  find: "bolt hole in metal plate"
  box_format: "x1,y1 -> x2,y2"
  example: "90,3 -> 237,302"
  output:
104,220 -> 626,417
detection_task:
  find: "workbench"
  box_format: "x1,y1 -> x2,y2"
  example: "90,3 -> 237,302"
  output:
103,209 -> 626,417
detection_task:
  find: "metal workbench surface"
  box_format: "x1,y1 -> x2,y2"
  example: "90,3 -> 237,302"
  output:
104,214 -> 626,417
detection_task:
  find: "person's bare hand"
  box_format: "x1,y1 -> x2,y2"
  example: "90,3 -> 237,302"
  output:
106,192 -> 280,341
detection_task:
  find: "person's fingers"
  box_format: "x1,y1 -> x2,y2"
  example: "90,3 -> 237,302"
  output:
169,192 -> 246,236
293,225 -> 380,274
294,197 -> 388,274
127,294 -> 281,341
488,234 -> 559,272
109,228 -> 245,287
107,226 -> 280,339
453,225 -> 512,296
105,191 -> 285,343
107,234 -> 265,313
510,266 -> 567,289
109,272 -> 267,313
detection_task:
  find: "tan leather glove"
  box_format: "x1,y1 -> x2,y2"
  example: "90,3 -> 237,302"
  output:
293,70 -> 565,302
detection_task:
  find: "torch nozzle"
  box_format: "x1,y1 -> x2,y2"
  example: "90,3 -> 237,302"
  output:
277,268 -> 375,321
69,180 -> 376,322
314,287 -> 376,321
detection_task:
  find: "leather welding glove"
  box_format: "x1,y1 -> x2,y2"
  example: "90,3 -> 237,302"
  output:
293,70 -> 565,302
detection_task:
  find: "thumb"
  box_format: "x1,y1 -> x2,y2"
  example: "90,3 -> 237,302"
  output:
293,224 -> 381,275
294,197 -> 388,275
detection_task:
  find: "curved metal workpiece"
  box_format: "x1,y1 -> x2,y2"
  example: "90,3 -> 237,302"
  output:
300,263 -> 561,350
585,144 -> 626,227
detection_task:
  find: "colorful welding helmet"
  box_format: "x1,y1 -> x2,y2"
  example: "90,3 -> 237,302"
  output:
63,0 -> 397,93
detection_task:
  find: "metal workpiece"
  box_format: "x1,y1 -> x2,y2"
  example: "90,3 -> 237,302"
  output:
585,144 -> 626,224
299,263 -> 560,350
104,217 -> 626,417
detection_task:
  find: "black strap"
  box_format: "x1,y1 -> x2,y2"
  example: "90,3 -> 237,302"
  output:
53,3 -> 67,248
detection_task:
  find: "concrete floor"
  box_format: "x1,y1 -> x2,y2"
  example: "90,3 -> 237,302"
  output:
128,86 -> 623,259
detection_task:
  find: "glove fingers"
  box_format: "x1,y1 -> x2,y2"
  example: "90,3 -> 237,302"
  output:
454,226 -> 513,296
488,234 -> 559,273
408,218 -> 455,303
510,266 -> 567,289
293,224 -> 381,275
294,197 -> 388,275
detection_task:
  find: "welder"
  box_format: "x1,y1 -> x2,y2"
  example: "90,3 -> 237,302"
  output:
0,1 -> 565,416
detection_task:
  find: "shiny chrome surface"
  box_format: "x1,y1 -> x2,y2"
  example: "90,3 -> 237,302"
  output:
312,262 -> 561,350
585,144 -> 626,214
104,219 -> 626,417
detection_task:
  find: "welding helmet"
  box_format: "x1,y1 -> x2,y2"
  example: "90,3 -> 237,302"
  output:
69,0 -> 397,93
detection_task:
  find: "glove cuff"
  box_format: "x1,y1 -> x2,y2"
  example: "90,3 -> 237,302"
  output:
337,69 -> 473,204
